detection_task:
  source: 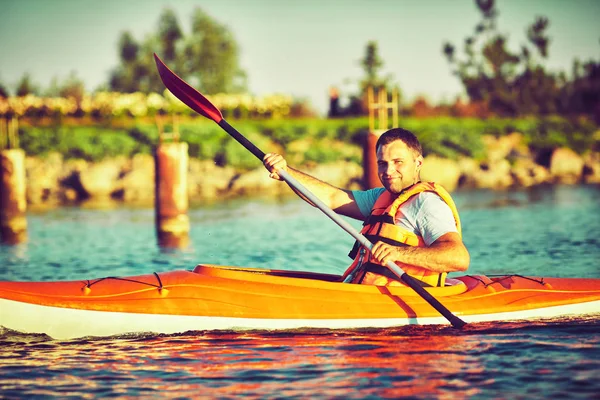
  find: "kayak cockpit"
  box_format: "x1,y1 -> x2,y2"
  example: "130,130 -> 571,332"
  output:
193,264 -> 342,282
192,264 -> 470,297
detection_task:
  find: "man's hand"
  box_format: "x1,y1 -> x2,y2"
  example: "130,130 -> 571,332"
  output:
370,233 -> 470,273
263,153 -> 288,181
370,241 -> 402,266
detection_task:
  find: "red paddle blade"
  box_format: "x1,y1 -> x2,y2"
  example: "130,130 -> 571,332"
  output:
153,53 -> 223,123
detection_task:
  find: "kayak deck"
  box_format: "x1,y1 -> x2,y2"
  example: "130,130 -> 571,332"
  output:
0,264 -> 599,339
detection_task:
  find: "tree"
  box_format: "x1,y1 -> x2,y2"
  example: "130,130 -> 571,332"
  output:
442,0 -> 559,117
109,31 -> 158,93
0,81 -> 9,98
158,8 -> 182,63
59,71 -> 86,101
360,41 -> 385,91
15,73 -> 39,96
120,31 -> 139,63
339,41 -> 399,116
108,7 -> 247,95
45,71 -> 86,101
560,58 -> 600,123
182,8 -> 247,94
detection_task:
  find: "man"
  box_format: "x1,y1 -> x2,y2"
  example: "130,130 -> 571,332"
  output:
263,128 -> 469,287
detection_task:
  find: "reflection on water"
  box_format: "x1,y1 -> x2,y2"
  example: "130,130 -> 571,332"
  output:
1,317 -> 598,398
0,185 -> 599,398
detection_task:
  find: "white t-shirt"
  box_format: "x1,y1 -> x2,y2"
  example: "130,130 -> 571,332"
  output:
352,187 -> 458,246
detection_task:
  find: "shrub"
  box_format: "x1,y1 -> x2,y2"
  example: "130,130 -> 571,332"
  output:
16,116 -> 597,167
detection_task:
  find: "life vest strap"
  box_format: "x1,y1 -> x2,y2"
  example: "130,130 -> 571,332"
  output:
363,214 -> 395,226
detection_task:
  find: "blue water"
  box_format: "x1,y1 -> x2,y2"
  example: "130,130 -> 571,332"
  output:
1,184 -> 599,398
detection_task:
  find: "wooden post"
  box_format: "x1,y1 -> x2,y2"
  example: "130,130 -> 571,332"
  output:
363,128 -> 386,189
363,87 -> 399,189
154,115 -> 189,248
0,117 -> 27,244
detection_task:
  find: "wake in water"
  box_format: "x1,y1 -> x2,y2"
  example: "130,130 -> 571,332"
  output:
1,314 -> 598,343
1,317 -> 598,399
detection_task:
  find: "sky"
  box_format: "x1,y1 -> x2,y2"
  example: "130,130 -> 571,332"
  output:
0,0 -> 599,115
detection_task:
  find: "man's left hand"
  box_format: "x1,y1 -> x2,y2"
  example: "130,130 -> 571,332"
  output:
370,241 -> 402,266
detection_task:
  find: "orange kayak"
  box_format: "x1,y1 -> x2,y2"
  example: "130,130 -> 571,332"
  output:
1,264 -> 599,339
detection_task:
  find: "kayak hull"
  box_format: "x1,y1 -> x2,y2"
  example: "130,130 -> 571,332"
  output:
1,297 -> 598,340
1,264 -> 599,339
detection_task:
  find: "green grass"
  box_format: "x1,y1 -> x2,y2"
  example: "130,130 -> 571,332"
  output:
17,116 -> 598,167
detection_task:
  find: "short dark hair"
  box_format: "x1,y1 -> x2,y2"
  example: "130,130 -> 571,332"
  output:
376,128 -> 422,156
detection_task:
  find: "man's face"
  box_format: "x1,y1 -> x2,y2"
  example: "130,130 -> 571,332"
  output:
376,140 -> 423,194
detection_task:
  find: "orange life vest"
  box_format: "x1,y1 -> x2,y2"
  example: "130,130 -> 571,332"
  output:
343,182 -> 462,287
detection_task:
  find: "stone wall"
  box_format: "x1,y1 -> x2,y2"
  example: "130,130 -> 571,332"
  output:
25,134 -> 600,208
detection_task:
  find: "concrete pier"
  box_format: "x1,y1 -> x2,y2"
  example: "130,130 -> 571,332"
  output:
363,129 -> 386,189
154,142 -> 190,248
0,149 -> 27,244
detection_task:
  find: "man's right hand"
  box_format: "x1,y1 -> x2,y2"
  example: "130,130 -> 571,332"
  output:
263,153 -> 288,181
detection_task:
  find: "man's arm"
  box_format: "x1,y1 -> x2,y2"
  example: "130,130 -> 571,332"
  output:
263,153 -> 365,220
370,232 -> 470,273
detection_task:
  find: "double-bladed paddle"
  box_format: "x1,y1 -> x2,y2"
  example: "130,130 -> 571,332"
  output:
153,53 -> 466,329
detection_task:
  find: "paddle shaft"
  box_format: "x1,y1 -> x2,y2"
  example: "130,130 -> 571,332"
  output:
219,120 -> 265,160
219,120 -> 466,328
